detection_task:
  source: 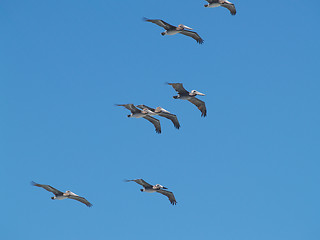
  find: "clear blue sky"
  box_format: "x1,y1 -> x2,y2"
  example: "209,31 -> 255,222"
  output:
1,1 -> 319,239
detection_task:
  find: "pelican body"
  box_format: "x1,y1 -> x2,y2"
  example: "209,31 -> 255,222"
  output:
167,83 -> 207,117
204,0 -> 237,15
136,105 -> 181,129
125,179 -> 177,205
144,18 -> 204,44
116,104 -> 162,133
31,181 -> 93,207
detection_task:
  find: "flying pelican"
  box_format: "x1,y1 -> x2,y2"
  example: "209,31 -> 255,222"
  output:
143,17 -> 204,44
204,0 -> 237,15
125,179 -> 177,205
136,105 -> 180,129
31,181 -> 92,207
116,104 -> 161,134
167,83 -> 207,117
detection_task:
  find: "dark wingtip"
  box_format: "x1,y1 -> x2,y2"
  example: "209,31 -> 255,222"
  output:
142,17 -> 149,22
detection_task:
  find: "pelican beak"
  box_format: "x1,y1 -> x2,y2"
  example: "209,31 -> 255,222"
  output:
183,25 -> 193,30
195,91 -> 205,96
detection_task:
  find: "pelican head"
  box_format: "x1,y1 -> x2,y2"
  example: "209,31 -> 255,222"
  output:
142,108 -> 152,114
178,24 -> 193,30
156,107 -> 170,113
190,90 -> 205,96
155,184 -> 167,189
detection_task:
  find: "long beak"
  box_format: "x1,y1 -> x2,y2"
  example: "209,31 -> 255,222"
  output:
182,25 -> 193,30
195,91 -> 205,96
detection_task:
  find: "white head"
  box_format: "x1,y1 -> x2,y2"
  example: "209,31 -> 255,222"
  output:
142,108 -> 153,114
156,107 -> 170,113
155,184 -> 167,189
178,24 -> 193,30
65,190 -> 78,196
190,90 -> 205,96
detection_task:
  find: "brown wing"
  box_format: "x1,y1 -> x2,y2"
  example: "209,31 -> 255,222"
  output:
116,104 -> 141,114
221,2 -> 236,15
156,189 -> 177,205
136,104 -> 155,112
143,115 -> 161,134
67,194 -> 93,207
188,97 -> 207,117
167,83 -> 189,95
143,18 -> 175,30
31,181 -> 63,195
125,179 -> 153,188
179,30 -> 204,44
158,112 -> 180,129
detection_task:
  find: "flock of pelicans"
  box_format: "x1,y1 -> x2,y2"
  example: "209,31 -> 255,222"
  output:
32,0 -> 237,206
117,83 -> 207,134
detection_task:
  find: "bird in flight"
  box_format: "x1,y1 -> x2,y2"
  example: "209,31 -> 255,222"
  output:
31,181 -> 92,207
125,179 -> 177,205
144,18 -> 204,44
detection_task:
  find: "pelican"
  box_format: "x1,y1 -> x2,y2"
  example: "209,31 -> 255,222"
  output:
136,105 -> 180,129
31,181 -> 92,207
167,83 -> 207,117
204,0 -> 237,15
116,104 -> 161,134
143,17 -> 204,44
125,179 -> 177,205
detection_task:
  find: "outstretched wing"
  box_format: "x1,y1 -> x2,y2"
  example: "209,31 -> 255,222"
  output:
67,194 -> 93,207
188,98 -> 207,117
143,115 -> 161,134
125,179 -> 153,188
116,104 -> 141,114
179,30 -> 204,44
136,104 -> 155,112
221,2 -> 236,15
143,18 -> 175,30
158,112 -> 180,129
156,189 -> 177,205
31,181 -> 63,195
167,83 -> 189,95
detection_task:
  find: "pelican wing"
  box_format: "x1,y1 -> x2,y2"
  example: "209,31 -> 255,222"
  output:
116,104 -> 141,114
67,194 -> 93,207
179,30 -> 204,44
143,18 -> 175,30
188,98 -> 207,117
143,115 -> 161,134
158,112 -> 180,129
125,179 -> 153,188
31,181 -> 63,195
156,189 -> 177,205
136,104 -> 155,112
221,2 -> 236,15
167,83 -> 189,95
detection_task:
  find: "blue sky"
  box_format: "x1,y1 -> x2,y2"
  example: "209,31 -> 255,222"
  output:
1,0 -> 319,239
